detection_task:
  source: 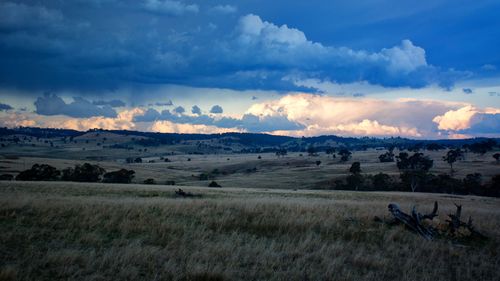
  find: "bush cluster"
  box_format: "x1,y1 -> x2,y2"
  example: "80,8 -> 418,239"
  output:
15,163 -> 135,184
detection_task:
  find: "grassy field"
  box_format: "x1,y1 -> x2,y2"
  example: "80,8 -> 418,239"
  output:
1,150 -> 498,190
1,181 -> 499,281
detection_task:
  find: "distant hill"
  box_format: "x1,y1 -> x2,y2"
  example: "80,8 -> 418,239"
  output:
0,126 -> 498,151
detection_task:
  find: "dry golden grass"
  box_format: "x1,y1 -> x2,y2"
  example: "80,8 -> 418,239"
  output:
1,181 -> 499,281
1,148 -> 499,189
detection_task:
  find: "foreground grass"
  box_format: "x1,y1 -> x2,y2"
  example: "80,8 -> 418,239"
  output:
1,182 -> 499,281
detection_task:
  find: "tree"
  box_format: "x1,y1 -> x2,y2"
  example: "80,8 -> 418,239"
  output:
0,174 -> 14,181
396,152 -> 433,192
493,153 -> 500,163
275,148 -> 287,157
349,162 -> 361,174
143,178 -> 156,184
443,148 -> 464,174
307,145 -> 317,156
378,151 -> 394,162
463,173 -> 482,194
372,173 -> 393,190
325,147 -> 336,155
346,162 -> 363,190
61,163 -> 106,182
338,148 -> 352,162
464,140 -> 496,154
426,143 -> 445,151
208,181 -> 221,188
16,164 -> 60,181
102,169 -> 135,183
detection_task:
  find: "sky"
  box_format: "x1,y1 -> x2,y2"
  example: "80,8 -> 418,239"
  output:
0,0 -> 499,139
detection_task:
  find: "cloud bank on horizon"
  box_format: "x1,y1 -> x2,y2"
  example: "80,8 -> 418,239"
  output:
0,0 -> 499,138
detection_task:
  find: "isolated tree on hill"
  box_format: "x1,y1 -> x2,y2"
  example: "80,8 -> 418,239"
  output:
396,152 -> 433,192
338,148 -> 352,162
443,148 -> 464,174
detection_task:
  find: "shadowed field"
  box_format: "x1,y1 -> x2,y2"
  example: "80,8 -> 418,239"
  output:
1,181 -> 499,281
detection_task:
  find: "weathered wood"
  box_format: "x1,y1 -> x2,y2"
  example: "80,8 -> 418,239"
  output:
446,203 -> 487,239
388,202 -> 438,240
386,201 -> 487,242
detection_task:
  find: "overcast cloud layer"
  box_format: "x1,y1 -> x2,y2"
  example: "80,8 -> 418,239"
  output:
0,1 -> 499,138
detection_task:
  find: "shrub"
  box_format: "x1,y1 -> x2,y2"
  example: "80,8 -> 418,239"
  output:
143,178 -> 156,184
16,164 -> 60,181
199,173 -> 214,181
102,169 -> 135,183
338,148 -> 352,162
378,151 -> 394,162
0,174 -> 13,181
372,173 -> 393,190
208,181 -> 221,188
463,173 -> 482,194
493,153 -> 500,163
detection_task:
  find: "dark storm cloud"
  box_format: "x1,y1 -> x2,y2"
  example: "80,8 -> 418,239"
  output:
0,103 -> 13,111
155,100 -> 173,106
210,105 -> 223,114
462,88 -> 473,94
0,0 -> 496,96
191,105 -> 201,115
461,113 -> 500,134
173,106 -> 185,114
92,99 -> 126,107
34,93 -> 117,118
133,107 -> 304,132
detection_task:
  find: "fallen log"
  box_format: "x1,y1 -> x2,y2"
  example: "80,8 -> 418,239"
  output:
388,202 -> 438,240
385,201 -> 486,242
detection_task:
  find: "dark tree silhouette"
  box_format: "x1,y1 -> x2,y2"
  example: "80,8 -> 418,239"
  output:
16,164 -> 60,181
372,173 -> 393,190
346,162 -> 363,190
338,148 -> 352,162
349,162 -> 361,174
443,148 -> 464,174
208,181 -> 221,187
61,163 -> 106,182
307,145 -> 317,156
102,169 -> 135,183
493,153 -> 500,163
464,140 -> 496,154
275,148 -> 287,157
396,152 -> 433,192
378,151 -> 395,162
